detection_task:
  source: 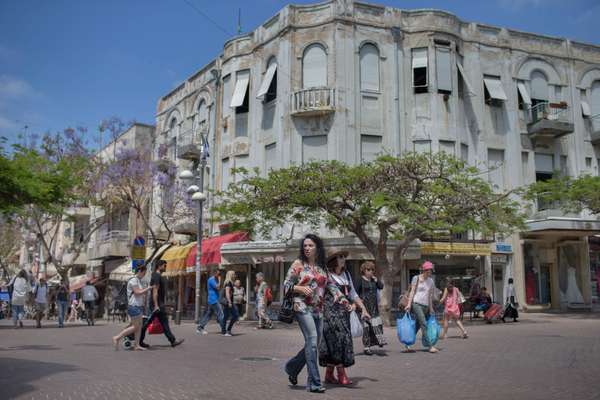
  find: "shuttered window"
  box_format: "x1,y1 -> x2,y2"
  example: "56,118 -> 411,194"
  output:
302,135 -> 327,163
412,48 -> 428,93
487,149 -> 505,191
222,74 -> 232,118
257,61 -> 277,101
435,47 -> 452,93
413,140 -> 431,153
439,140 -> 455,156
360,44 -> 380,92
591,81 -> 600,131
303,44 -> 327,88
530,71 -> 549,101
360,135 -> 382,163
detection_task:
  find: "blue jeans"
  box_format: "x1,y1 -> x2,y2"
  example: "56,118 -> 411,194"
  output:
12,304 -> 24,325
285,311 -> 323,391
197,303 -> 223,330
128,305 -> 144,318
412,302 -> 431,348
57,300 -> 69,327
220,304 -> 239,334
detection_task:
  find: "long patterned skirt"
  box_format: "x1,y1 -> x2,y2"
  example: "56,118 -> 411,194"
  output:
318,295 -> 354,367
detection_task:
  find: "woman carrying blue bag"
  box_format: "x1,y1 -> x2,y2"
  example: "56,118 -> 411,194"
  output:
404,261 -> 440,353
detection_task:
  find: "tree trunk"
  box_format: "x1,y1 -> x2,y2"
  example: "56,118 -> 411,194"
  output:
375,258 -> 396,326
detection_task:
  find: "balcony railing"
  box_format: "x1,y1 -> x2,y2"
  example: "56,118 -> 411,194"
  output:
88,230 -> 131,259
290,87 -> 336,117
177,128 -> 208,160
100,230 -> 129,243
527,101 -> 574,139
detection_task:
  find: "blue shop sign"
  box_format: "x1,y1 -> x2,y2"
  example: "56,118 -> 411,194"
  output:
495,243 -> 512,253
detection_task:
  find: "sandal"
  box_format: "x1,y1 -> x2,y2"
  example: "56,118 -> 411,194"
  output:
364,348 -> 373,356
462,332 -> 468,339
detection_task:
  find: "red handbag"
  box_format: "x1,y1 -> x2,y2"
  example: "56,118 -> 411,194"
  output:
147,317 -> 164,335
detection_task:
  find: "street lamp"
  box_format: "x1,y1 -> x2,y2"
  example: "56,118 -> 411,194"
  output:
179,132 -> 209,324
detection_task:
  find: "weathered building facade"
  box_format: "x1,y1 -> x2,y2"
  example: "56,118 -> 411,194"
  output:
154,0 -> 600,314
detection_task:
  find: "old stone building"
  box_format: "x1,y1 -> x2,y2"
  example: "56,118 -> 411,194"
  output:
153,0 -> 600,315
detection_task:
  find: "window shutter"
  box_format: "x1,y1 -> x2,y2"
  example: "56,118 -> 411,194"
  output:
435,47 -> 452,92
303,45 -> 327,88
360,44 -> 380,92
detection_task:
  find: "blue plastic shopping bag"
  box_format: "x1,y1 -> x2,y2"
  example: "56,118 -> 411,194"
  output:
421,314 -> 441,347
397,313 -> 416,346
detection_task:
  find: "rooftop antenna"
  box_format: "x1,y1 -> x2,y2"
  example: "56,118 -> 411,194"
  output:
237,8 -> 242,35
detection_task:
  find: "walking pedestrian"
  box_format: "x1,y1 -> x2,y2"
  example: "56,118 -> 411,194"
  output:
233,279 -> 246,319
404,261 -> 440,353
319,249 -> 369,386
355,261 -> 387,355
33,277 -> 48,328
196,268 -> 223,335
502,278 -> 519,323
220,270 -> 239,336
82,280 -> 99,326
139,260 -> 184,348
56,280 -> 70,328
283,234 -> 349,394
255,272 -> 273,329
439,278 -> 468,339
67,299 -> 79,323
112,266 -> 153,351
10,270 -> 31,329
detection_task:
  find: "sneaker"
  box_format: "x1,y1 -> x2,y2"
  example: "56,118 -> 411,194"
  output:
224,333 -> 232,337
139,342 -> 150,348
171,339 -> 184,347
196,328 -> 208,335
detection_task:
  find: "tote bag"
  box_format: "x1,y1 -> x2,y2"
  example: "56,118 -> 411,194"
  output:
350,311 -> 363,338
422,314 -> 441,347
397,313 -> 416,346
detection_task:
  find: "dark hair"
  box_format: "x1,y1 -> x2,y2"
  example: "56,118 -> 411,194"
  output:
17,270 -> 27,279
299,234 -> 326,269
508,278 -> 514,284
481,286 -> 488,291
156,260 -> 167,268
445,277 -> 454,289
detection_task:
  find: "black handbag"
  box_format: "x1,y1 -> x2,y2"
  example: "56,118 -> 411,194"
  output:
278,290 -> 295,324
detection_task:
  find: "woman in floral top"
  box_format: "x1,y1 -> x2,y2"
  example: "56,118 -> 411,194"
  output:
283,234 -> 348,394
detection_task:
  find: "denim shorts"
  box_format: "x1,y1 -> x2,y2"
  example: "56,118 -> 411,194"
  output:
127,306 -> 143,318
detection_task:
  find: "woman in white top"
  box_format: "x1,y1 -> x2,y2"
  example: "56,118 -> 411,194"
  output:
405,261 -> 439,353
112,266 -> 153,351
10,270 -> 31,328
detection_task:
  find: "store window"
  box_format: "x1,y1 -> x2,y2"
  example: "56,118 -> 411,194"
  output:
558,244 -> 585,306
589,237 -> 600,305
523,242 -> 552,305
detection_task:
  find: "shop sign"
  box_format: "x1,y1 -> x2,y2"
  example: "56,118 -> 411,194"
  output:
421,242 -> 491,256
491,254 -> 508,264
495,243 -> 513,253
131,236 -> 145,271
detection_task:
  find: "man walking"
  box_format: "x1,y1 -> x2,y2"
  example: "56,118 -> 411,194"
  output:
196,268 -> 223,335
55,280 -> 69,328
255,272 -> 273,329
33,277 -> 48,328
82,280 -> 99,326
139,260 -> 184,348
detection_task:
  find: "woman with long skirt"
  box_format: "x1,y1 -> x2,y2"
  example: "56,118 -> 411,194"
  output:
502,278 -> 519,323
319,250 -> 369,386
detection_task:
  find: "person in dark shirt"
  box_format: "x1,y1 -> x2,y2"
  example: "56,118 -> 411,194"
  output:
139,260 -> 184,348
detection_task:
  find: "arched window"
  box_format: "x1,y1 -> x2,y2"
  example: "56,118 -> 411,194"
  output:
168,117 -> 178,161
302,44 -> 327,88
196,100 -> 208,134
360,43 -> 380,91
530,70 -> 549,104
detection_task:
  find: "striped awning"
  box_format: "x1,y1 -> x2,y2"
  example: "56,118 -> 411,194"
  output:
161,242 -> 195,277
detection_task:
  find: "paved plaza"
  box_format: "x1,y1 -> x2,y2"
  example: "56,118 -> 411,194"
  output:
1,313 -> 599,400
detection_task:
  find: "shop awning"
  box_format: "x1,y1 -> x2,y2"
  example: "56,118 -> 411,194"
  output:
525,217 -> 600,236
148,243 -> 172,265
185,231 -> 250,272
108,258 -> 135,282
161,242 -> 196,277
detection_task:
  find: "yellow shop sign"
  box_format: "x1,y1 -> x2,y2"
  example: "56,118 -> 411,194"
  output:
421,242 -> 491,256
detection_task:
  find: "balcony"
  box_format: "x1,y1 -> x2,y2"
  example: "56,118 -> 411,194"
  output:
590,117 -> 600,144
290,87 -> 336,117
174,217 -> 196,235
88,230 -> 130,259
527,102 -> 574,140
177,128 -> 207,161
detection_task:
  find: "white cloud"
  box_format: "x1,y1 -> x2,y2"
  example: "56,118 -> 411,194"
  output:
0,75 -> 37,100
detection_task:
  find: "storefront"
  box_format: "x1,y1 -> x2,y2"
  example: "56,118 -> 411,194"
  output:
590,237 -> 600,309
519,217 -> 600,311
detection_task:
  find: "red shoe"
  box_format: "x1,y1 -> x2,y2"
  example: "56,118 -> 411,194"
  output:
336,367 -> 352,385
324,366 -> 338,384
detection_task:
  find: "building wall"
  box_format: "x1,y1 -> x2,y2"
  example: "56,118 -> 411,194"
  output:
154,0 -> 600,311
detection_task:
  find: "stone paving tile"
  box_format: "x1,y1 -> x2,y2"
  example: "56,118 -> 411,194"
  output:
1,314 -> 599,400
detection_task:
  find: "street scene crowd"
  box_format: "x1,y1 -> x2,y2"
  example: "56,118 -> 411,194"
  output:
2,233 -> 522,394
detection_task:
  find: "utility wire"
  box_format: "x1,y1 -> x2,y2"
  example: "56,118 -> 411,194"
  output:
181,0 -> 235,37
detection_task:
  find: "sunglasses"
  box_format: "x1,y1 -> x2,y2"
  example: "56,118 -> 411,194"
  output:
337,254 -> 346,259
365,268 -> 374,271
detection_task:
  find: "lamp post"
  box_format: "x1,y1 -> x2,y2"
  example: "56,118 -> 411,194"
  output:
179,133 -> 209,324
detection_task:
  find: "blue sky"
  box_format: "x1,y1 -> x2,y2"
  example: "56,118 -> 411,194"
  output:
0,0 -> 597,148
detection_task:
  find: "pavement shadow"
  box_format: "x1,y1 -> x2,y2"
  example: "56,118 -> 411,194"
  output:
0,345 -> 60,351
0,357 -> 79,399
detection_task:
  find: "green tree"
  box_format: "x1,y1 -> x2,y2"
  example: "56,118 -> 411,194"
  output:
527,174 -> 600,215
214,153 -> 526,322
5,129 -> 105,282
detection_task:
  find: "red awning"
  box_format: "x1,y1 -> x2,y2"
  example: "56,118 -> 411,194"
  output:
185,231 -> 249,270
